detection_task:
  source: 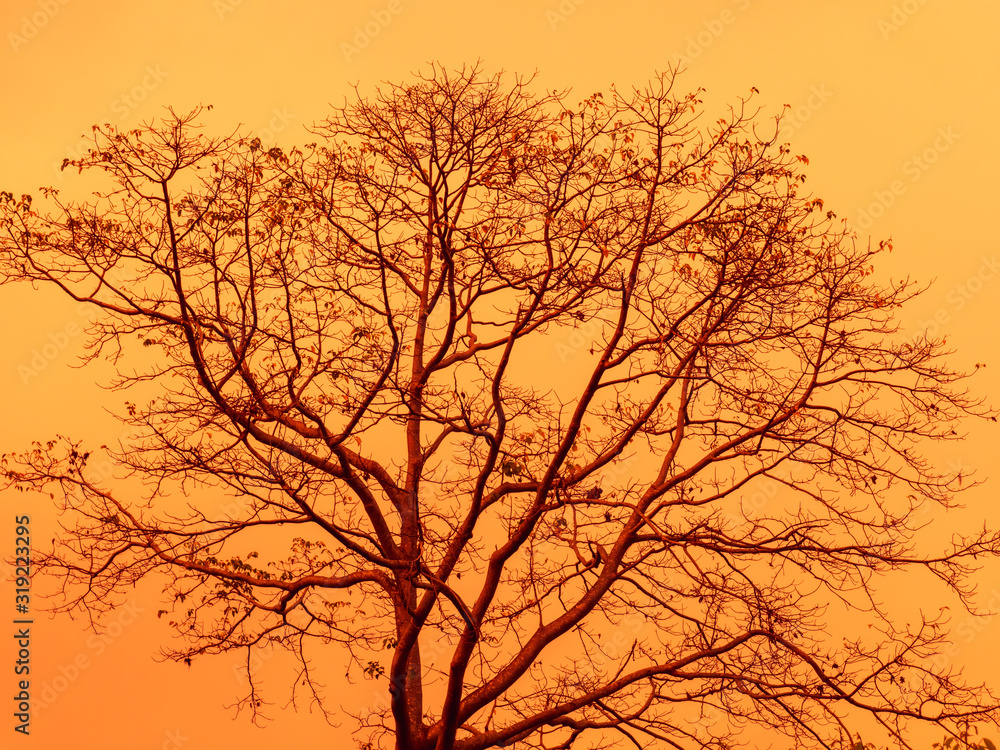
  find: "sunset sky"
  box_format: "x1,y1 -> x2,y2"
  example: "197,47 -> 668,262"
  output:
2,1 -> 1000,748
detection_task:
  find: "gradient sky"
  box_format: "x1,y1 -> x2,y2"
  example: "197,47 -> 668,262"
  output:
2,1 -> 1000,748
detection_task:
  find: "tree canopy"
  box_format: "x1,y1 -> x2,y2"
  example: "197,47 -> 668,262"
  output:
2,64 -> 999,750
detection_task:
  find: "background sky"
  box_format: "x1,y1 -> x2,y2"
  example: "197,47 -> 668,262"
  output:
1,1 -> 999,748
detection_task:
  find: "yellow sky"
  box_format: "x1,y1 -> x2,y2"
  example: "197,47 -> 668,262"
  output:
2,1 -> 1000,748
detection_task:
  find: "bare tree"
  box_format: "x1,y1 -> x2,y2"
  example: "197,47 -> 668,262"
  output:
3,64 -> 999,750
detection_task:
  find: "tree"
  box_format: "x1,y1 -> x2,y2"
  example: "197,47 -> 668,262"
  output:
2,64 -> 999,750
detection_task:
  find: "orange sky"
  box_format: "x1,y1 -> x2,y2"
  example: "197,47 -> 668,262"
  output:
2,1 -> 1000,748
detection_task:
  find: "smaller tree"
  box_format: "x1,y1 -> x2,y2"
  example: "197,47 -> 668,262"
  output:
3,65 -> 1000,750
